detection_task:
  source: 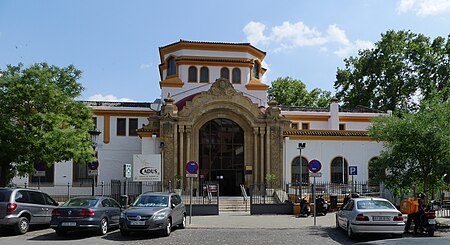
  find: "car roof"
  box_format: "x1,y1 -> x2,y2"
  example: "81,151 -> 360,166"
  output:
142,192 -> 173,196
352,197 -> 390,201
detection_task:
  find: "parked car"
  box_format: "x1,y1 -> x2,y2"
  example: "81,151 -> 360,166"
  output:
336,197 -> 405,238
50,196 -> 121,235
119,192 -> 186,236
0,188 -> 59,234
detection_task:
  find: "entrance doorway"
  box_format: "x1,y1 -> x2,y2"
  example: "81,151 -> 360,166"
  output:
199,118 -> 244,196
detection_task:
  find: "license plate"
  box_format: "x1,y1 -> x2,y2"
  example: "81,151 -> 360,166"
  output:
428,219 -> 436,224
61,222 -> 76,227
130,221 -> 146,225
373,216 -> 390,221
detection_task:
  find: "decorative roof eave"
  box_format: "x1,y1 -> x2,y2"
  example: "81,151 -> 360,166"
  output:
159,40 -> 266,62
283,130 -> 376,141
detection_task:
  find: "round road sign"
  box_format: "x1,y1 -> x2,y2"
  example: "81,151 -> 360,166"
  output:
308,159 -> 322,173
88,160 -> 99,170
186,161 -> 199,174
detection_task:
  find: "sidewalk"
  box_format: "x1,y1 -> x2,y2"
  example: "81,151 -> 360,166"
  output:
186,212 -> 336,229
185,212 -> 450,230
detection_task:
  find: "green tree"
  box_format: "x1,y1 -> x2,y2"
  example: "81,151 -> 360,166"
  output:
0,63 -> 95,186
368,97 -> 450,198
268,76 -> 332,107
335,30 -> 450,112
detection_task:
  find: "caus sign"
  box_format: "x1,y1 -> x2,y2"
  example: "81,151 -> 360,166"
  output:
133,154 -> 162,182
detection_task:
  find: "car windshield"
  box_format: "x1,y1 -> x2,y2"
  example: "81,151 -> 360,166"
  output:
62,198 -> 99,207
357,200 -> 395,210
133,195 -> 168,207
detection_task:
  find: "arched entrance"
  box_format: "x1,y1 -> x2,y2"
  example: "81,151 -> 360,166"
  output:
199,118 -> 244,196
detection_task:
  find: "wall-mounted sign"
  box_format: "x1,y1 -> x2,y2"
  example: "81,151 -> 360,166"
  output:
133,154 -> 161,182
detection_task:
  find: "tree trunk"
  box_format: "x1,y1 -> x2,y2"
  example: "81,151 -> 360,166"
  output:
0,161 -> 12,187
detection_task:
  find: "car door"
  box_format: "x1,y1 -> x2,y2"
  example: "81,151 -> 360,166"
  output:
26,191 -> 48,224
338,200 -> 354,229
171,194 -> 183,225
42,193 -> 59,223
108,198 -> 121,225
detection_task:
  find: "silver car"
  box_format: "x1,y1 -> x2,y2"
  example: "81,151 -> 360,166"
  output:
119,192 -> 186,236
336,197 -> 405,238
0,188 -> 59,234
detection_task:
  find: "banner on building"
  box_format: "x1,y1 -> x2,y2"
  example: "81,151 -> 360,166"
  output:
133,154 -> 162,182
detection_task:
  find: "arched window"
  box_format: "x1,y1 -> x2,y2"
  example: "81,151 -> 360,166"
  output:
200,67 -> 209,83
167,57 -> 176,76
292,156 -> 309,185
252,62 -> 259,79
188,66 -> 197,82
368,157 -> 385,186
331,157 -> 348,184
220,67 -> 230,80
232,68 -> 241,84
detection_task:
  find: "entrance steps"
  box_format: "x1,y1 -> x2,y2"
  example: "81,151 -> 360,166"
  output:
219,196 -> 249,212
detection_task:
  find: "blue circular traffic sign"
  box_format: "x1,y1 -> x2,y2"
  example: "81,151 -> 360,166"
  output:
186,161 -> 199,174
88,160 -> 99,170
308,159 -> 322,173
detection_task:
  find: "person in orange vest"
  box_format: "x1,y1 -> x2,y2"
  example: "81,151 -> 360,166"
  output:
404,192 -> 425,234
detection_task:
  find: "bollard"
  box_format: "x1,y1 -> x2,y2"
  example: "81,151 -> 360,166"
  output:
101,181 -> 104,196
67,182 -> 71,199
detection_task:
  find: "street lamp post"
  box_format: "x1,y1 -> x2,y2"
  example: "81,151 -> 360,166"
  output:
298,142 -> 306,197
88,129 -> 101,196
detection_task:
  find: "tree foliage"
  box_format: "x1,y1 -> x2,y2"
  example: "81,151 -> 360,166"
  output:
369,97 -> 450,198
335,30 -> 450,112
268,76 -> 332,107
0,63 -> 95,186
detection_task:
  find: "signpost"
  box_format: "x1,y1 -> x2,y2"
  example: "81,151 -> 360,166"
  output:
297,142 -> 306,198
349,166 -> 357,193
33,161 -> 46,190
186,161 -> 199,224
308,159 -> 322,227
88,160 -> 99,196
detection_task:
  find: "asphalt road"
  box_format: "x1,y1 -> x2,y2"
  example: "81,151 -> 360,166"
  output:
1,213 -> 449,245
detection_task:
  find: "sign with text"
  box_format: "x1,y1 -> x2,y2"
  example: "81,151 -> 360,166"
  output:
349,166 -> 358,175
133,154 -> 161,182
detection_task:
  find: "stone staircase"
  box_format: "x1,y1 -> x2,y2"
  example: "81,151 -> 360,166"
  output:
219,196 -> 250,212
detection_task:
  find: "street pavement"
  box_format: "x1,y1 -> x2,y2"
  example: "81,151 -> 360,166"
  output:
1,211 -> 450,245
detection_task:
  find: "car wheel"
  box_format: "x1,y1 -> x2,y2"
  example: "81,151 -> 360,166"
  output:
97,218 -> 108,235
120,229 -> 130,236
162,218 -> 171,236
14,217 -> 30,235
179,214 -> 186,229
347,222 -> 355,239
55,229 -> 68,236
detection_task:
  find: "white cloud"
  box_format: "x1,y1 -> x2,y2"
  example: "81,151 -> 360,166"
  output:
334,40 -> 375,58
397,0 -> 450,16
140,63 -> 152,69
243,21 -> 373,57
88,94 -> 136,102
242,21 -> 268,45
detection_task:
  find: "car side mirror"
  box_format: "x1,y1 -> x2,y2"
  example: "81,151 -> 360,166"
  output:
171,203 -> 176,209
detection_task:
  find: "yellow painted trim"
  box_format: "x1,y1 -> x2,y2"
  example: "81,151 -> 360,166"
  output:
339,116 -> 374,122
160,76 -> 184,88
103,115 -> 110,144
245,77 -> 269,90
284,135 -> 375,141
176,59 -> 253,68
94,110 -> 155,117
159,42 -> 266,62
285,115 -> 330,121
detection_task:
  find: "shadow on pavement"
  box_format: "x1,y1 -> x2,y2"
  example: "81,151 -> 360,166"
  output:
0,225 -> 50,238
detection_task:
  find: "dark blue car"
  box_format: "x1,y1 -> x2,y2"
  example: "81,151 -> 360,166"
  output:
50,196 -> 121,235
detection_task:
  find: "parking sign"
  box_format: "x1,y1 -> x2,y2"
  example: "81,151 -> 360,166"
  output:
349,166 -> 358,175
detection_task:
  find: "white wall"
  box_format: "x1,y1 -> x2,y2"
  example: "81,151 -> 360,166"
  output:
284,139 -> 384,184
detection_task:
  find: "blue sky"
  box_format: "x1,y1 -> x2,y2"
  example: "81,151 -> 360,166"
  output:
1,0 -> 450,102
